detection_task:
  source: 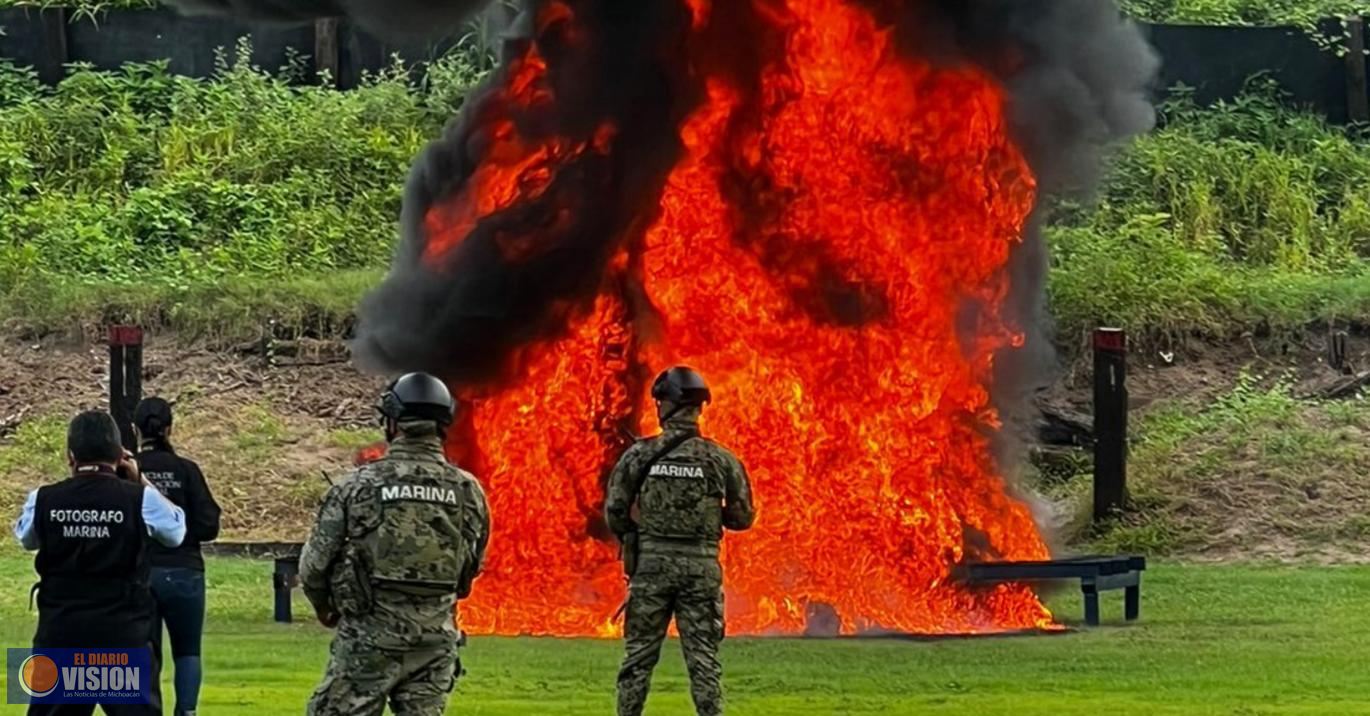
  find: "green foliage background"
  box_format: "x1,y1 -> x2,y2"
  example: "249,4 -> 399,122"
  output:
2,0 -> 1370,25
0,14 -> 1368,341
1121,0 -> 1370,25
1046,85 -> 1370,339
0,41 -> 488,337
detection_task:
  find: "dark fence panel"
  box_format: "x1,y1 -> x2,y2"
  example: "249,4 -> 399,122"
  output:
64,7 -> 314,78
0,7 -> 67,84
1141,22 -> 1349,122
336,24 -> 459,88
0,6 -> 467,89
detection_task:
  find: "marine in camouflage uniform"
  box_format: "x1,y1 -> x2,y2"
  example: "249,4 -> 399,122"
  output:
605,367 -> 756,716
300,374 -> 491,716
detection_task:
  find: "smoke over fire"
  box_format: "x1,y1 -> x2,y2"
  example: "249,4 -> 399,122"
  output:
177,0 -> 1156,635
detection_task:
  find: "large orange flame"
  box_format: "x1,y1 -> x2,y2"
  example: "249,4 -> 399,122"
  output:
424,0 -> 1052,636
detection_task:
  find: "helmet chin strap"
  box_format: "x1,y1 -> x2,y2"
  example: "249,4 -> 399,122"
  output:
658,401 -> 693,425
383,416 -> 397,443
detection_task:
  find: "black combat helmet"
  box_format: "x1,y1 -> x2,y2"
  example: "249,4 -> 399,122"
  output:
378,372 -> 456,426
651,366 -> 712,406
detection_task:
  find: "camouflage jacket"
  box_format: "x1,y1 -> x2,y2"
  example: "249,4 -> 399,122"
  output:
604,413 -> 755,558
300,421 -> 490,647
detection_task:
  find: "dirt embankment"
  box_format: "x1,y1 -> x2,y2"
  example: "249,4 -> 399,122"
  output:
1039,330 -> 1370,562
0,334 -> 384,541
1,329 -> 1367,556
1042,329 -> 1370,413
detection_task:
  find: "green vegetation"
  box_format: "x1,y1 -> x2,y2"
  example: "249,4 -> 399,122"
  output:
230,403 -> 290,460
1047,88 -> 1370,340
0,0 -> 155,15
327,425 -> 384,450
0,41 -> 484,338
0,552 -> 1366,714
0,49 -> 427,279
0,414 -> 65,492
1054,374 -> 1370,557
3,42 -> 1368,342
0,269 -> 377,340
1121,0 -> 1370,26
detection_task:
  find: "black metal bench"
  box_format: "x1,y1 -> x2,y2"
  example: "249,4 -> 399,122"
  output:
963,555 -> 1147,626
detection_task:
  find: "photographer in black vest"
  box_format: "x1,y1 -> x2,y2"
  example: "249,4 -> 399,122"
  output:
12,410 -> 186,716
135,398 -> 220,716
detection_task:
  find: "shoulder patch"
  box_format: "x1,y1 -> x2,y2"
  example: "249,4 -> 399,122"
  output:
380,483 -> 461,505
648,462 -> 707,479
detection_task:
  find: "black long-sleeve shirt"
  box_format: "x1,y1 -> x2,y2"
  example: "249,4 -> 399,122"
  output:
136,446 -> 221,571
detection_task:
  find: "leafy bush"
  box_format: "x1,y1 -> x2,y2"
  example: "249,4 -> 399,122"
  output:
2,36 -> 1367,342
0,40 -> 486,287
1121,0 -> 1370,25
1047,84 -> 1370,339
0,39 -> 494,337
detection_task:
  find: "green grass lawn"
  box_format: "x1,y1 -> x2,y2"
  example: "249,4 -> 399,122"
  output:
1,551 -> 1368,714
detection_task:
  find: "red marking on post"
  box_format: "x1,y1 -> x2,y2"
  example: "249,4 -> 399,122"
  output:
108,325 -> 144,347
1093,328 -> 1126,353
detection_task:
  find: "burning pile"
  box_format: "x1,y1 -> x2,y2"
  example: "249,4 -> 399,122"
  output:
445,0 -> 1050,636
183,0 -> 1157,636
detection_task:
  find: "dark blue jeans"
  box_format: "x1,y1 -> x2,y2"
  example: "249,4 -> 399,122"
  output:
150,567 -> 205,716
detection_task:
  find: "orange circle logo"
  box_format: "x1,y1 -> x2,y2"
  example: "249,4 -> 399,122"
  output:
20,654 -> 58,698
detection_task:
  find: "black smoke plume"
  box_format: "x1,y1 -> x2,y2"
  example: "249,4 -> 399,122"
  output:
935,0 -> 1160,466
348,0 -> 1158,400
351,1 -> 700,382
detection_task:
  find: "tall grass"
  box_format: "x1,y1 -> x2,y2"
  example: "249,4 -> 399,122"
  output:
0,40 -> 489,336
0,43 -> 444,284
2,41 -> 1367,341
1047,85 -> 1370,340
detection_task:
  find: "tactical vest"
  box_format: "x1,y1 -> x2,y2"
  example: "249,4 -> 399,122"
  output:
340,460 -> 469,614
638,438 -> 726,546
32,471 -> 153,647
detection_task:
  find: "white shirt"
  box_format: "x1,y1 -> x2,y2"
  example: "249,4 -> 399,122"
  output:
12,484 -> 186,551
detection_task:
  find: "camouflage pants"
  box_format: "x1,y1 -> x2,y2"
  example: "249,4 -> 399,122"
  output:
617,555 -> 724,716
307,633 -> 458,716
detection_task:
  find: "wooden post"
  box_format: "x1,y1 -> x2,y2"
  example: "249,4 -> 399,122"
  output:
108,325 -> 144,452
1346,16 -> 1369,123
1329,330 -> 1350,374
314,18 -> 341,88
35,8 -> 69,86
1092,328 -> 1128,522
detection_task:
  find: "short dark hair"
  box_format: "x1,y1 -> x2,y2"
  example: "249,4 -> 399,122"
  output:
68,411 -> 123,464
